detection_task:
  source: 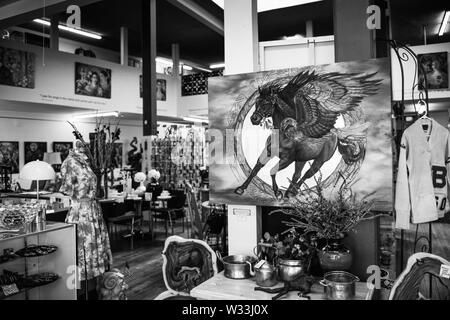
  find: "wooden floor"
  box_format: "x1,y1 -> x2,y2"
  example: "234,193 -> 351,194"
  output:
110,221 -> 189,300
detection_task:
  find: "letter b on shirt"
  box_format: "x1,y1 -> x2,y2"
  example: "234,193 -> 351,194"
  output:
432,166 -> 446,188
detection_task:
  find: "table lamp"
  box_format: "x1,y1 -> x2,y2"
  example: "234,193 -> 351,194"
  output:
43,152 -> 62,170
20,160 -> 56,201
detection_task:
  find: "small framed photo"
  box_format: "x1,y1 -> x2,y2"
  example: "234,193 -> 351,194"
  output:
418,52 -> 449,90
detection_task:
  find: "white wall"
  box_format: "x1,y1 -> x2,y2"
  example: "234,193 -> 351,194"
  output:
0,40 -> 178,117
259,36 -> 335,71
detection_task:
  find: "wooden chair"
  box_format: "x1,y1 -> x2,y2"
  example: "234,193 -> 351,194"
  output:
185,182 -> 204,239
154,235 -> 218,300
389,252 -> 450,300
152,189 -> 187,237
100,199 -> 144,250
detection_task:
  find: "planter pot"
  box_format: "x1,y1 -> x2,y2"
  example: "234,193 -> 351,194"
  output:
318,239 -> 352,272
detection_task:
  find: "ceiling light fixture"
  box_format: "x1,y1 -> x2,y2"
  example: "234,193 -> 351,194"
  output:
210,63 -> 225,69
183,65 -> 193,71
183,117 -> 209,123
156,57 -> 173,66
211,0 -> 322,12
282,34 -> 304,40
72,111 -> 120,120
439,11 -> 450,36
33,18 -> 102,40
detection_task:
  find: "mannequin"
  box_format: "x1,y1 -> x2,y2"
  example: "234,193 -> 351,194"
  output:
60,140 -> 112,299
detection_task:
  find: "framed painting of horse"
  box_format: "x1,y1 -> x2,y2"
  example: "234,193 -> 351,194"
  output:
208,58 -> 392,208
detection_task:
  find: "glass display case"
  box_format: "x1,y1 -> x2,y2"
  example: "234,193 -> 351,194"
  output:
0,222 -> 76,300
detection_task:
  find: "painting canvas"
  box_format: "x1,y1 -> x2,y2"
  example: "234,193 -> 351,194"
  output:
111,142 -> 123,168
156,79 -> 167,101
209,58 -> 393,208
140,75 -> 167,101
0,142 -> 19,174
0,47 -> 35,88
418,52 -> 448,90
75,62 -> 111,98
24,142 -> 47,164
53,142 -> 73,163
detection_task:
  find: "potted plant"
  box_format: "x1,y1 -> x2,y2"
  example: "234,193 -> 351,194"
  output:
275,174 -> 374,272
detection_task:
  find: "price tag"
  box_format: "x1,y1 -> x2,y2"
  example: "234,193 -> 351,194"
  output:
1,284 -> 19,296
440,264 -> 450,279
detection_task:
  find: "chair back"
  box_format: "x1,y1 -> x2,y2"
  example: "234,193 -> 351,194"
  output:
146,183 -> 163,201
100,201 -> 126,224
167,189 -> 186,210
160,235 -> 218,296
389,253 -> 450,300
185,182 -> 203,240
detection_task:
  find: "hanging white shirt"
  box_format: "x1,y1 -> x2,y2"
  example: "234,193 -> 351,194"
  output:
395,118 -> 450,230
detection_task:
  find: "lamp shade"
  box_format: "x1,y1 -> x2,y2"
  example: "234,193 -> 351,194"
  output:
43,152 -> 62,165
20,160 -> 56,181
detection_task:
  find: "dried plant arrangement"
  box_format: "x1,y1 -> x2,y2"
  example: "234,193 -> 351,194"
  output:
68,117 -> 121,198
272,172 -> 375,240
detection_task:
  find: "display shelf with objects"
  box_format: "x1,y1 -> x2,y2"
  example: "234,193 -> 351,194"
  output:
0,221 -> 76,300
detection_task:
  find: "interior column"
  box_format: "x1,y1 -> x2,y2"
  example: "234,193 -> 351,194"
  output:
333,0 -> 379,281
50,15 -> 59,50
142,0 -> 157,136
120,26 -> 129,66
224,0 -> 261,256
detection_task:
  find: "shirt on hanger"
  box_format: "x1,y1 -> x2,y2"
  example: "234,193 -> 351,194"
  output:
395,118 -> 450,230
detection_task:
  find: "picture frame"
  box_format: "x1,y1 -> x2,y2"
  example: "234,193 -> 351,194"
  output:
24,142 -> 47,164
0,141 -> 19,173
75,62 -> 112,99
53,142 -> 73,163
0,46 -> 35,89
418,52 -> 449,90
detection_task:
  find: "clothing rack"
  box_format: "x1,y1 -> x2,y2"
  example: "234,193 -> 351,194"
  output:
384,39 -> 434,297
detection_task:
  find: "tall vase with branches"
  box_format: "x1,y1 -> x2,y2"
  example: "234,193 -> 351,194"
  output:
68,118 -> 121,199
272,173 -> 377,272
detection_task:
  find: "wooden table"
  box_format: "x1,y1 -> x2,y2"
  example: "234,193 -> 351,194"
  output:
190,272 -> 374,300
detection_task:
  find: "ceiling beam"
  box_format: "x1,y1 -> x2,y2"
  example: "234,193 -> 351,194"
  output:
165,0 -> 224,36
0,0 -> 103,29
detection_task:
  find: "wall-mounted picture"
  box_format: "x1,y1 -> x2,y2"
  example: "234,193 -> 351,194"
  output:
0,142 -> 19,173
53,142 -> 73,163
111,142 -> 123,168
418,52 -> 448,90
209,58 -> 392,208
156,79 -> 167,101
24,142 -> 47,164
140,75 -> 167,101
0,46 -> 35,88
75,62 -> 111,98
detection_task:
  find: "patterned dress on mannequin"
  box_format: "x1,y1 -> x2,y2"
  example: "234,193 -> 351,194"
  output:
60,149 -> 112,281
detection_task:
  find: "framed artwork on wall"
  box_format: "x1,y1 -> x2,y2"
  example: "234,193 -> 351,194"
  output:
53,142 -> 73,163
0,142 -> 19,173
418,52 -> 449,90
75,62 -> 111,99
140,75 -> 167,101
24,142 -> 47,164
156,79 -> 167,101
0,46 -> 35,89
209,58 -> 393,209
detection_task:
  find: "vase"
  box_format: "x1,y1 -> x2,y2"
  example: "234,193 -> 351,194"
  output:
136,182 -> 146,195
318,239 -> 353,272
